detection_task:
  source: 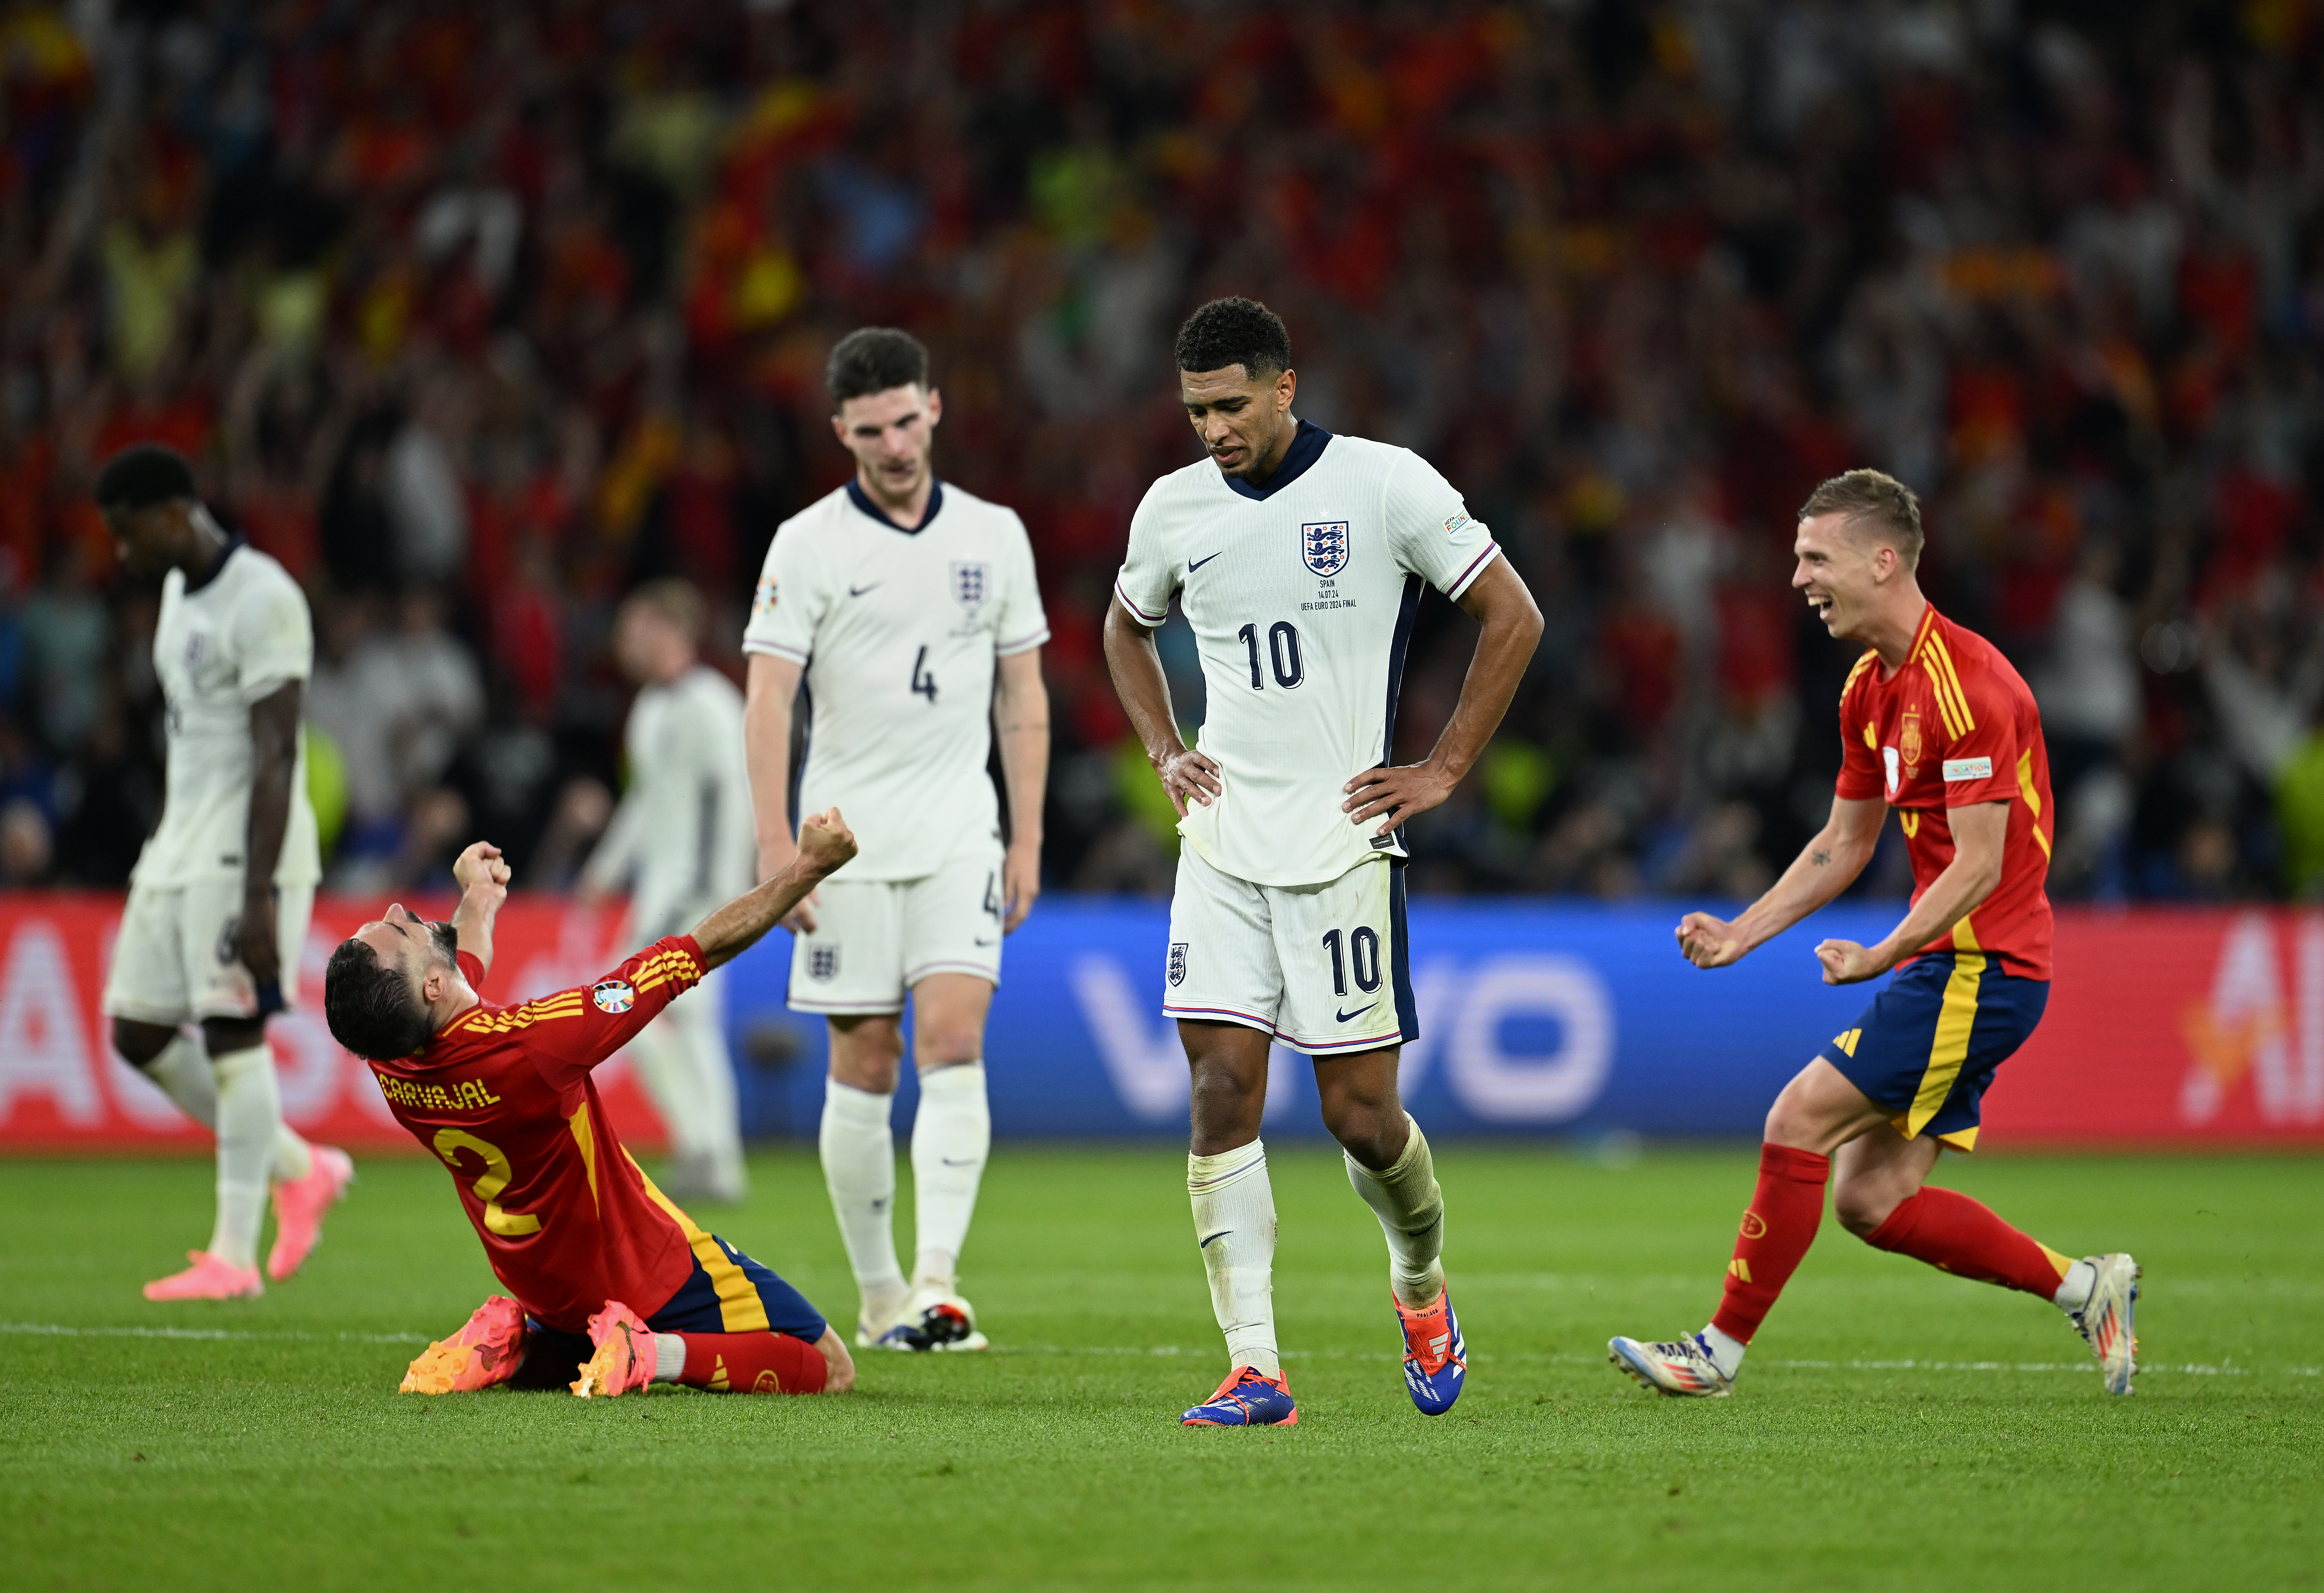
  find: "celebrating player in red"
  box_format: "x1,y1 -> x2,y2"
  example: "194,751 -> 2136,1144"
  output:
1609,470 -> 2140,1399
323,811 -> 861,1399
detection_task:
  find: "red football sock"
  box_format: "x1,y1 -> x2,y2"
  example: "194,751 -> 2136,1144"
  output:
1709,1143 -> 1830,1344
1864,1186 -> 2071,1298
676,1332 -> 829,1395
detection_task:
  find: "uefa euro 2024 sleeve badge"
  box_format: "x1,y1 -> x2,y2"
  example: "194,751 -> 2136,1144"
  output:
591,978 -> 636,1014
1301,522 -> 1349,578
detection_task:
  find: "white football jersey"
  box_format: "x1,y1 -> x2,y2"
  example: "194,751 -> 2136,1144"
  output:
1114,422 -> 1500,888
582,664 -> 757,941
137,540 -> 321,888
743,479 -> 1048,881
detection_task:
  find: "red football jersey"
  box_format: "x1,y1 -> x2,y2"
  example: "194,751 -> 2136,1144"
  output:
1835,605 -> 2056,980
368,936 -> 714,1333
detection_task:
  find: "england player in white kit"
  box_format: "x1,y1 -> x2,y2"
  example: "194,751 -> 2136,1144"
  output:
93,445 -> 353,1301
743,329 -> 1049,1352
580,579 -> 758,1205
1105,300 -> 1543,1426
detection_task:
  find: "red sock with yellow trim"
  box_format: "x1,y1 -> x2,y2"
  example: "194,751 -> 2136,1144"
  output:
1864,1186 -> 2072,1298
675,1332 -> 829,1395
1709,1144 -> 1829,1344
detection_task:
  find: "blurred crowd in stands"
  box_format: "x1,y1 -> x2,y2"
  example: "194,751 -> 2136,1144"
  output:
1,0 -> 2321,902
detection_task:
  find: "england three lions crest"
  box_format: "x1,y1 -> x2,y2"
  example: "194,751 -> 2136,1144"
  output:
950,561 -> 989,610
1301,522 -> 1350,578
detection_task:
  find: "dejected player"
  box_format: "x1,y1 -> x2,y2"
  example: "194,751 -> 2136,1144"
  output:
1609,470 -> 2139,1400
1105,298 -> 1544,1426
323,813 -> 862,1399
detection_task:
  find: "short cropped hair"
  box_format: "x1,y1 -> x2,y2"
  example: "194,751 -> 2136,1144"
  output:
1800,468 -> 1924,569
1175,297 -> 1292,380
324,939 -> 435,1061
93,444 -> 197,513
827,328 -> 930,408
625,577 -> 706,646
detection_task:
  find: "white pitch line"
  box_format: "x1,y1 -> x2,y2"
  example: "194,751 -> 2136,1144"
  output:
8,1324 -> 2314,1379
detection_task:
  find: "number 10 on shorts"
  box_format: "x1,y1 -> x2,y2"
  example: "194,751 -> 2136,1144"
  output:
1321,927 -> 1382,996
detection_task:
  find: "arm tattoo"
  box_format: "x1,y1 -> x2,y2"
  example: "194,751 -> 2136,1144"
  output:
1810,848 -> 1832,867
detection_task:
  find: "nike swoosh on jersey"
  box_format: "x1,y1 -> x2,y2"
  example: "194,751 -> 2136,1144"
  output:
849,582 -> 882,597
973,936 -> 998,947
1336,1002 -> 1379,1023
1200,1230 -> 1231,1248
1187,551 -> 1222,571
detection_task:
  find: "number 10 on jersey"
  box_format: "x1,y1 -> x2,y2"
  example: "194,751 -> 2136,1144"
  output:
1237,622 -> 1304,690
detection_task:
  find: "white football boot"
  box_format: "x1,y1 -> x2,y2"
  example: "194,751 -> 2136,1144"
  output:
2069,1252 -> 2140,1395
877,1282 -> 988,1352
1608,1332 -> 1734,1397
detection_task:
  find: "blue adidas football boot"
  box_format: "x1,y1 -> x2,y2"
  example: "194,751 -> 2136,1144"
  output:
1181,1366 -> 1298,1427
1395,1290 -> 1467,1415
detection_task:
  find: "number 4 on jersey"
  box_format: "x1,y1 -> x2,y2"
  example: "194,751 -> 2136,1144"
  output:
910,645 -> 938,702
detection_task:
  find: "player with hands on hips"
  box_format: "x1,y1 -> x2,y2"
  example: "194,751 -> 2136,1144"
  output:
329,813 -> 861,1400
742,328 -> 1050,1355
1612,470 -> 2139,1401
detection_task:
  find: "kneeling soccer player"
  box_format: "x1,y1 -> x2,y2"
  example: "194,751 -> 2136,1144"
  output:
322,813 -> 862,1399
1609,471 -> 2138,1400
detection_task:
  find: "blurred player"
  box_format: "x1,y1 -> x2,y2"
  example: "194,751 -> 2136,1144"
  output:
1609,470 -> 2140,1399
323,816 -> 861,1399
93,444 -> 352,1301
1104,298 -> 1543,1425
742,328 -> 1049,1352
579,579 -> 756,1205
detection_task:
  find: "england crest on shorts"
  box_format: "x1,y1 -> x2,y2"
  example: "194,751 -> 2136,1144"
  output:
591,978 -> 635,1014
950,561 -> 989,610
809,945 -> 840,982
1301,522 -> 1349,578
1167,942 -> 1188,987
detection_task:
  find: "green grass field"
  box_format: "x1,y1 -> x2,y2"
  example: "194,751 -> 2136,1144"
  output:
2,1145 -> 2318,1592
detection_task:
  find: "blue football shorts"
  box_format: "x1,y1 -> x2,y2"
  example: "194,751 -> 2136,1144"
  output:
1819,951 -> 2050,1152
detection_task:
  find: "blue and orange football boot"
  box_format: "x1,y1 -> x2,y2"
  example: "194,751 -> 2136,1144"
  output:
1181,1366 -> 1298,1427
1394,1290 -> 1467,1415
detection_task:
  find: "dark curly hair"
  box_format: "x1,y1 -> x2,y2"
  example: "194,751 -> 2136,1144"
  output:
324,939 -> 436,1062
93,443 -> 198,514
826,327 -> 931,408
1174,297 -> 1291,380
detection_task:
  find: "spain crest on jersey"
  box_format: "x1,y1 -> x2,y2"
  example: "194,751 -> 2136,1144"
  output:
591,978 -> 635,1014
1900,710 -> 1923,778
1301,522 -> 1350,578
950,561 -> 989,610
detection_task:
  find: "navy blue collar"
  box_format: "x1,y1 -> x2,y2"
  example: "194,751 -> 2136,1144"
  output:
848,477 -> 944,534
1221,419 -> 1331,501
185,533 -> 246,594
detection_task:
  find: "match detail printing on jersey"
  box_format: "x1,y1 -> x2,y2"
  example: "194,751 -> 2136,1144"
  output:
1114,423 -> 1500,888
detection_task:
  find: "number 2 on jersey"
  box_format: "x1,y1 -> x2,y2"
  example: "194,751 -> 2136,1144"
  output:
1236,621 -> 1304,690
432,1129 -> 541,1236
910,645 -> 938,702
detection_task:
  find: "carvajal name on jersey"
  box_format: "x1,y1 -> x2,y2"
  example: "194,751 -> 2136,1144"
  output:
374,1073 -> 504,1113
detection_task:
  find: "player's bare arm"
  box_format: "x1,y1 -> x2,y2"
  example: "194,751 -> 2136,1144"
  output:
225,679 -> 304,1001
1677,793 -> 1887,970
1813,799 -> 2007,986
993,647 -> 1048,932
1103,596 -> 1223,816
691,808 -> 858,968
1341,557 -> 1543,836
742,651 -> 819,932
448,841 -> 512,973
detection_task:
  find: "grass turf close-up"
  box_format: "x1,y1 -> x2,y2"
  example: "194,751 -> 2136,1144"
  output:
1,1145 -> 2317,1592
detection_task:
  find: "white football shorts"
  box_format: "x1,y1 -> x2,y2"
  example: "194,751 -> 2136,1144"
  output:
787,838 -> 1006,1014
102,878 -> 317,1025
1164,846 -> 1416,1056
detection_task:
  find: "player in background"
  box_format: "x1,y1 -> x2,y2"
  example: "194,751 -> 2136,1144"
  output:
325,816 -> 860,1399
94,445 -> 353,1301
1609,470 -> 2140,1399
579,580 -> 757,1205
1105,298 -> 1543,1426
742,328 -> 1049,1352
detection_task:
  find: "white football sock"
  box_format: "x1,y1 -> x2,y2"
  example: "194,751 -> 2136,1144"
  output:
206,1044 -> 280,1271
1699,1323 -> 1748,1379
2054,1258 -> 2097,1314
819,1077 -> 905,1315
142,1034 -> 313,1183
1344,1114 -> 1447,1310
1189,1138 -> 1279,1378
909,1062 -> 990,1287
653,1333 -> 686,1383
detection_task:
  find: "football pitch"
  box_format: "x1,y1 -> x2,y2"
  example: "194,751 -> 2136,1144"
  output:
3,1146 -> 2318,1592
